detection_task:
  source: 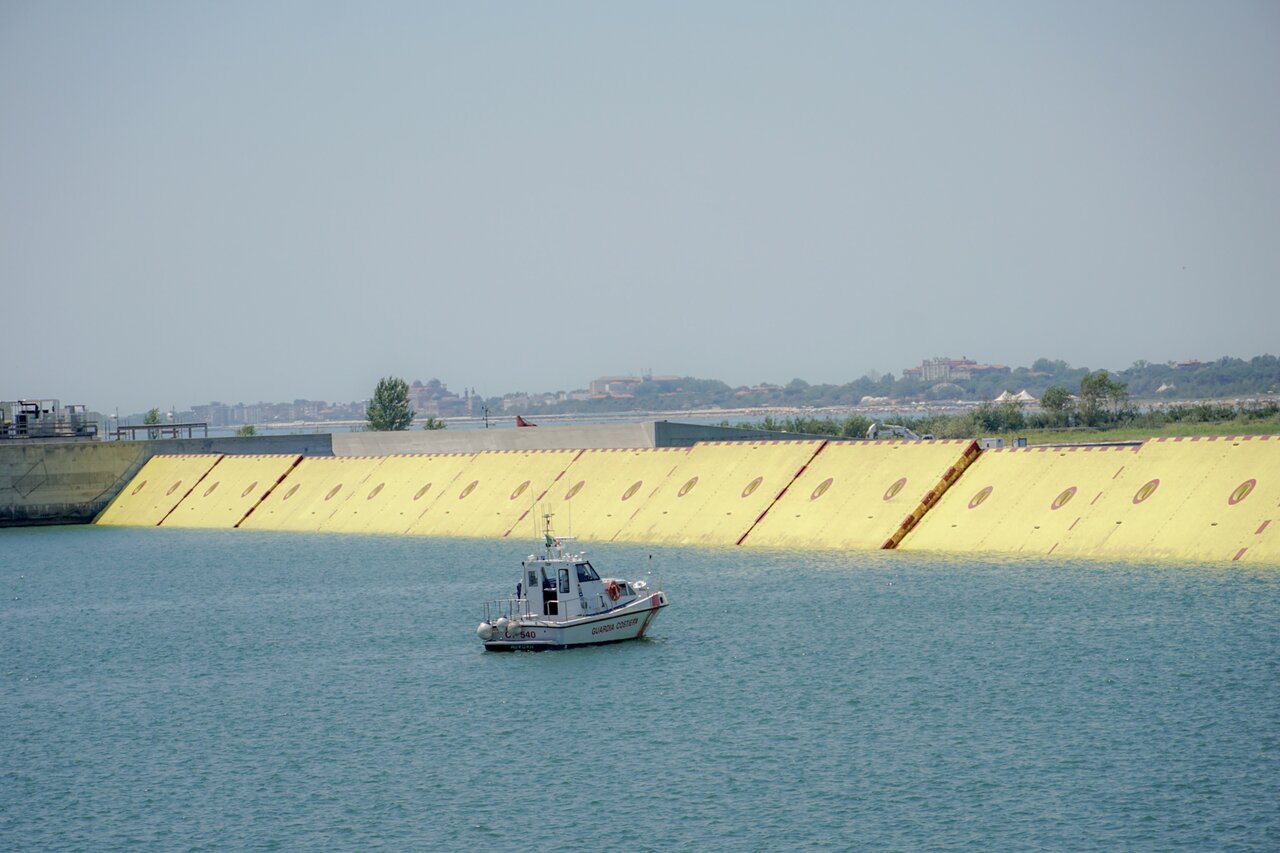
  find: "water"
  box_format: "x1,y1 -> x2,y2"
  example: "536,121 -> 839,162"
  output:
2,527 -> 1277,852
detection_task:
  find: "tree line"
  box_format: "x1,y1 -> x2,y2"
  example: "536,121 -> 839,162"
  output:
728,371 -> 1280,440
516,355 -> 1279,416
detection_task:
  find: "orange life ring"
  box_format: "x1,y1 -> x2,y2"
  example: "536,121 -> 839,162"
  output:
605,579 -> 621,601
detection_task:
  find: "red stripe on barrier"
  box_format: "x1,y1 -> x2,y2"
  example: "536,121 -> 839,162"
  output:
1257,520 -> 1271,535
1233,548 -> 1247,561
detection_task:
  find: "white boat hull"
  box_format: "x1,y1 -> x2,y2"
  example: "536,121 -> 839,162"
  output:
484,592 -> 668,651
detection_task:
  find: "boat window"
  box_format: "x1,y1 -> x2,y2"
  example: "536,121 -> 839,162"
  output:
527,570 -> 537,589
576,562 -> 600,583
558,567 -> 570,594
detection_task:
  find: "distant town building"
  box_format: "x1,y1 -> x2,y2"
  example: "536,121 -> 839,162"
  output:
735,384 -> 784,396
409,379 -> 470,417
192,398 -> 366,425
903,357 -> 1009,383
589,371 -> 682,396
501,391 -> 564,411
589,375 -> 643,395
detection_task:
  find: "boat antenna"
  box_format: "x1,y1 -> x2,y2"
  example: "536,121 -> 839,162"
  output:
541,504 -> 555,547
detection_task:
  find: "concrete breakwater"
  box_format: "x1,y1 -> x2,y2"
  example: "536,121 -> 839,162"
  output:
92,435 -> 1280,564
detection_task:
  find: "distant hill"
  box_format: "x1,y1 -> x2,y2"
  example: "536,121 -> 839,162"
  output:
500,355 -> 1280,416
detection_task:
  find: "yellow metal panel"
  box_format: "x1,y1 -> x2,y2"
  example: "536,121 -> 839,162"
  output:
532,448 -> 690,543
160,455 -> 301,529
1057,435 -> 1280,563
616,441 -> 826,546
746,441 -> 979,550
407,450 -> 582,539
238,457 -> 385,532
320,454 -> 474,535
95,454 -> 223,527
900,445 -> 1139,555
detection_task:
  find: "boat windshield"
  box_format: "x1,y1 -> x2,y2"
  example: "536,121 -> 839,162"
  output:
575,562 -> 600,583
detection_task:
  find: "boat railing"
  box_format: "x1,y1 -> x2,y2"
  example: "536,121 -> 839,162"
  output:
483,597 -> 536,622
635,572 -> 663,598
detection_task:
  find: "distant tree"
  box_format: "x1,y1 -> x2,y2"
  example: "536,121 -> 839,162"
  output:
1032,358 -> 1071,376
421,416 -> 447,431
1079,370 -> 1128,426
973,400 -> 1026,433
1040,385 -> 1074,425
1106,375 -> 1130,414
143,408 -> 160,425
366,377 -> 414,431
839,416 -> 873,438
236,424 -> 256,437
784,378 -> 810,396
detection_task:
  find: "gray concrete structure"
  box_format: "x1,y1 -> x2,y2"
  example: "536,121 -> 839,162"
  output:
332,421 -> 837,455
333,423 -> 658,455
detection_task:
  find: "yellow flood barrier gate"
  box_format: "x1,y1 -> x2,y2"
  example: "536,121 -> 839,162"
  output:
532,448 -> 691,542
98,435 -> 1278,563
96,454 -> 222,527
900,444 -> 1140,556
742,440 -> 980,549
1051,435 -> 1278,563
321,454 -> 477,535
161,455 -> 301,528
612,441 -> 826,546
239,457 -> 387,532
901,435 -> 1279,563
407,450 -> 583,539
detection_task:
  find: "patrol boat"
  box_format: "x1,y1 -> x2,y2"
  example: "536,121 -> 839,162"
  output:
476,519 -> 669,651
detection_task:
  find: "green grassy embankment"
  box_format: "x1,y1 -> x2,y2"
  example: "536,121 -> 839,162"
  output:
1002,416 -> 1280,446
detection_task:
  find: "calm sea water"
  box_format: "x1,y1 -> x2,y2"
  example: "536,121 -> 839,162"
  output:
2,526 -> 1277,852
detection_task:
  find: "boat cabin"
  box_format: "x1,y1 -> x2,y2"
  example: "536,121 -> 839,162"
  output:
519,546 -> 639,619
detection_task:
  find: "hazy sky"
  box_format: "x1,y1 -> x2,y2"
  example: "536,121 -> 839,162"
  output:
3,2 -> 1278,413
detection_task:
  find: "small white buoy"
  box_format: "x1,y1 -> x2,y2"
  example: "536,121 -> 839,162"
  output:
476,622 -> 494,640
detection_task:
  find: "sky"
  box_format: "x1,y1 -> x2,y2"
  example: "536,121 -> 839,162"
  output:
3,1 -> 1278,413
